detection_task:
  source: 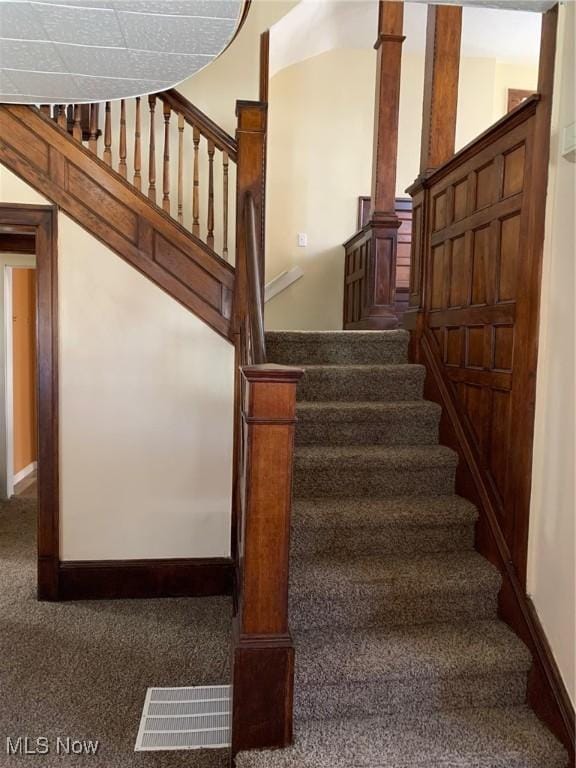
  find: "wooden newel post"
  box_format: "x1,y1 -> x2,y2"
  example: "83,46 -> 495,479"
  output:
231,365 -> 303,756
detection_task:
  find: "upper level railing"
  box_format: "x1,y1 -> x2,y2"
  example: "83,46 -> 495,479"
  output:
41,92 -> 237,263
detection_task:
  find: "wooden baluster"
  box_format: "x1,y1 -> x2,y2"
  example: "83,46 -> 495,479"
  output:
57,105 -> 66,129
192,126 -> 200,236
103,102 -> 112,165
40,105 -> 50,118
72,105 -> 82,142
207,139 -> 215,248
134,97 -> 142,191
177,113 -> 184,224
162,101 -> 171,213
222,151 -> 229,260
88,104 -> 99,154
148,95 -> 157,203
119,99 -> 127,178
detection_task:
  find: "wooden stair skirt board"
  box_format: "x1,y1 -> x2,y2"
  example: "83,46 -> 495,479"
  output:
58,558 -> 233,600
0,104 -> 234,340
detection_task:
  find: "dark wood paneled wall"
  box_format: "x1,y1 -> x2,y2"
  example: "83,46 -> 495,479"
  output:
346,196 -> 412,324
408,94 -> 541,585
404,6 -> 574,754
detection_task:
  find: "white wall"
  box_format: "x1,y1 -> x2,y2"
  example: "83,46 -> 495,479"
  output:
528,1 -> 576,706
0,167 -> 235,561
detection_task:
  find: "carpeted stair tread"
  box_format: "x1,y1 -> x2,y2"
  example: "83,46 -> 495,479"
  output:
295,443 -> 458,469
290,551 -> 501,630
297,363 -> 426,402
296,400 -> 440,446
291,495 -> 478,556
235,706 -> 568,768
291,550 -> 500,597
294,620 -> 531,687
292,620 -> 530,720
266,330 -> 409,365
293,495 -> 478,529
294,444 -> 458,497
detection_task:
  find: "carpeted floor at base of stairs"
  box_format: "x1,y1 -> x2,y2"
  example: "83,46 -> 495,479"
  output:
0,497 -> 231,768
237,330 -> 568,768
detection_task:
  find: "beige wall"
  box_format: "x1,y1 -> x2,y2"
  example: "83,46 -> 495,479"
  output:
177,0 -> 296,134
528,1 -> 575,707
0,168 -> 235,560
264,49 -> 539,330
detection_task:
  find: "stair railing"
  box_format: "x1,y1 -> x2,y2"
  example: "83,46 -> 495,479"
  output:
230,103 -> 303,756
40,87 -> 303,757
40,91 -> 237,262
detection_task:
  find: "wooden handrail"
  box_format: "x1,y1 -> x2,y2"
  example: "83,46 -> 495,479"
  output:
244,192 -> 266,364
158,89 -> 237,161
41,89 -> 237,262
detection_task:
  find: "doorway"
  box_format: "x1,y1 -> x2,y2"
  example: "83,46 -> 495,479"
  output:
0,204 -> 59,600
2,262 -> 37,500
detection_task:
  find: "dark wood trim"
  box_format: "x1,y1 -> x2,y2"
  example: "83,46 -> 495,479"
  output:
0,232 -> 35,253
402,7 -> 570,756
0,104 -> 234,340
231,365 -> 303,756
159,90 -> 237,161
0,204 -> 59,601
526,597 -> 575,759
508,4 -> 558,586
58,557 -> 233,600
420,4 -> 462,175
416,332 -> 574,759
259,30 -> 270,103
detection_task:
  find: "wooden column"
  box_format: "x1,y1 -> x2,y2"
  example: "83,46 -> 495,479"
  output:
405,2 -> 462,338
345,1 -> 405,330
420,4 -> 462,175
231,365 -> 303,756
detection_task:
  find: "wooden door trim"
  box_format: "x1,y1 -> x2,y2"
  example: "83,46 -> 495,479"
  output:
0,204 -> 59,600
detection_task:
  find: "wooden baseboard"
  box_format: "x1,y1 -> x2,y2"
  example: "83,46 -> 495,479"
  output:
58,557 -> 233,600
416,331 -> 575,760
526,597 -> 575,761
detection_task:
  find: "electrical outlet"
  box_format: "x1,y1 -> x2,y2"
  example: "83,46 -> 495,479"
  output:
297,232 -> 308,247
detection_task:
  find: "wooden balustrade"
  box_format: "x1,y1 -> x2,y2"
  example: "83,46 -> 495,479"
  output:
39,88 -> 237,262
35,85 -> 301,759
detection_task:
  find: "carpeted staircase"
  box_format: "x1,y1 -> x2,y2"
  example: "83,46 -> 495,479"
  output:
236,330 -> 567,768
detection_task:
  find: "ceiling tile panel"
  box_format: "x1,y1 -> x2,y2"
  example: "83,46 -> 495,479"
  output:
0,38 -> 67,73
0,2 -> 48,40
0,71 -> 21,95
0,0 -> 245,103
69,73 -> 171,101
5,68 -> 90,98
53,42 -> 133,78
31,2 -> 126,46
111,1 -> 241,17
118,11 -> 236,55
129,49 -> 210,81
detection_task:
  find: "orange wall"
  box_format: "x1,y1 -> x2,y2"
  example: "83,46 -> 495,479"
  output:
12,268 -> 37,474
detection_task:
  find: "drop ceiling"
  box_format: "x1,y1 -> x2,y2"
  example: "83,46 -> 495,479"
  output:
0,0 -> 244,103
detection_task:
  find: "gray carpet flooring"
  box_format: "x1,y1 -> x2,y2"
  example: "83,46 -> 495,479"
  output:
0,497 -> 231,767
237,330 -> 568,768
